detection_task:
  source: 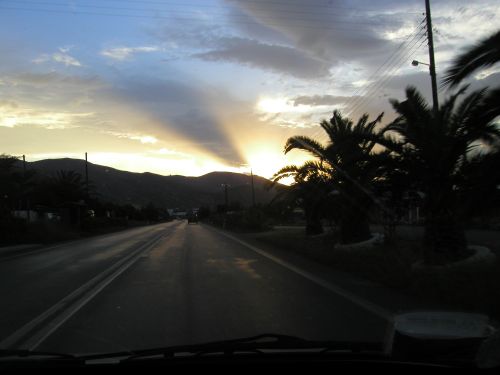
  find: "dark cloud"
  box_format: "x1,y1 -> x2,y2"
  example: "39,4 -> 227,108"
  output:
291,94 -> 361,106
224,5 -> 292,45
151,0 -> 420,80
107,77 -> 243,163
194,37 -> 331,79
225,0 -> 400,64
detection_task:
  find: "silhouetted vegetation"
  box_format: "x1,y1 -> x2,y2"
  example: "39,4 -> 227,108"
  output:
267,30 -> 500,266
0,155 -> 171,245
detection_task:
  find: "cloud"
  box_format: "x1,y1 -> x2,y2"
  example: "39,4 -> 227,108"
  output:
0,72 -> 105,113
32,54 -> 50,64
8,72 -> 103,88
291,94 -> 361,107
225,0 -> 399,65
52,52 -> 82,67
106,76 -> 244,163
33,50 -> 82,67
0,100 -> 19,109
100,46 -> 160,61
0,106 -> 94,129
105,131 -> 159,144
194,37 -> 331,79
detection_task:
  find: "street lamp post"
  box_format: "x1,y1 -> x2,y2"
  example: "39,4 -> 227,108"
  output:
412,60 -> 429,67
425,0 -> 439,113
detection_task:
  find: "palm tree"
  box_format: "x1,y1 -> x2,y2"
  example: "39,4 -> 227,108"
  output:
272,161 -> 329,235
52,170 -> 87,204
277,110 -> 388,244
382,86 -> 500,264
0,154 -> 21,217
442,29 -> 500,88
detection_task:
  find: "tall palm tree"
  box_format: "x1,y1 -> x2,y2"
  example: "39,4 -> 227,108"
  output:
277,110 -> 387,244
442,29 -> 500,88
383,86 -> 500,264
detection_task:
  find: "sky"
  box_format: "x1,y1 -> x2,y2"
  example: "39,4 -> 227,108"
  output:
1,0 -> 499,180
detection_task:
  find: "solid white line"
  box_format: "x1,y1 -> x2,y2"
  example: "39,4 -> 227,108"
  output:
27,234 -> 165,350
209,226 -> 393,322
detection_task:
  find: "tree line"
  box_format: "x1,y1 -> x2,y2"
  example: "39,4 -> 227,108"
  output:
0,156 -> 169,244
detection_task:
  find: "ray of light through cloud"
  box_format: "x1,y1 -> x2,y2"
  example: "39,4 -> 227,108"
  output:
0,0 -> 498,180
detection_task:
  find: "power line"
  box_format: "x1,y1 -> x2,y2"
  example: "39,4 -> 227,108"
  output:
305,21 -> 426,143
9,0 -> 423,19
80,0 -> 425,14
0,5 -> 412,33
336,31 -> 427,119
1,0 -> 420,27
341,20 -> 426,111
345,31 -> 428,118
341,36 -> 428,128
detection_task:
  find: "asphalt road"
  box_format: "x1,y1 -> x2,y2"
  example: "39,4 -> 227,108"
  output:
0,221 -> 390,355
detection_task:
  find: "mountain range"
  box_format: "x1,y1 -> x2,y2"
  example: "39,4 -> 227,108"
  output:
27,158 -> 280,209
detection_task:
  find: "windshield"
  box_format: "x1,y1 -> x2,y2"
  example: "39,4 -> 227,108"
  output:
1,0 -> 499,366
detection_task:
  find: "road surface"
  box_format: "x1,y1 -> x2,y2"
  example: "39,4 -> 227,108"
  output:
0,221 -> 391,355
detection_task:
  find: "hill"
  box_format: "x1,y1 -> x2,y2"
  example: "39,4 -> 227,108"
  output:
27,158 -> 278,209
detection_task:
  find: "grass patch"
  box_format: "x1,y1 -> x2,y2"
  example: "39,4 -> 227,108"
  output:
250,227 -> 500,321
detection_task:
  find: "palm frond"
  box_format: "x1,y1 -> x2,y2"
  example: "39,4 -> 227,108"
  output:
442,29 -> 500,88
284,135 -> 326,159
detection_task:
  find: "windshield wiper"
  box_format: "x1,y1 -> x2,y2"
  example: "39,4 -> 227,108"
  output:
80,334 -> 382,362
0,349 -> 77,360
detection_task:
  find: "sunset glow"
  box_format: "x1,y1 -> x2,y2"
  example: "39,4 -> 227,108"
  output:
1,0 -> 498,179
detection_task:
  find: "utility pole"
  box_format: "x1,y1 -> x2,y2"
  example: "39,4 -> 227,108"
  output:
425,0 -> 439,113
23,155 -> 30,222
85,152 -> 89,201
221,183 -> 229,210
221,183 -> 229,229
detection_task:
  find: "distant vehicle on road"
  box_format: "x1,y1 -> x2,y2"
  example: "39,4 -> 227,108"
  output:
187,214 -> 198,224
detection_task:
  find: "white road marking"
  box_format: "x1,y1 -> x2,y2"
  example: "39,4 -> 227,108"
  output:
0,231 -> 165,350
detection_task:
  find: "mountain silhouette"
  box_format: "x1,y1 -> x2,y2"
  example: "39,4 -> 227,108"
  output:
27,158 -> 277,209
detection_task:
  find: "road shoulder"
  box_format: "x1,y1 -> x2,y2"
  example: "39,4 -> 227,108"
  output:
203,225 -> 445,317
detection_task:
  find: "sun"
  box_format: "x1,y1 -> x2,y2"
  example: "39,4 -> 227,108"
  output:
246,150 -> 285,179
244,147 -> 306,186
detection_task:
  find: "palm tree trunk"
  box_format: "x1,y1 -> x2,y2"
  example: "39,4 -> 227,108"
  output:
423,189 -> 468,265
339,196 -> 371,244
305,203 -> 323,235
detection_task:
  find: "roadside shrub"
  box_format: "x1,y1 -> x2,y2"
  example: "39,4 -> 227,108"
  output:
208,207 -> 272,232
225,207 -> 272,232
